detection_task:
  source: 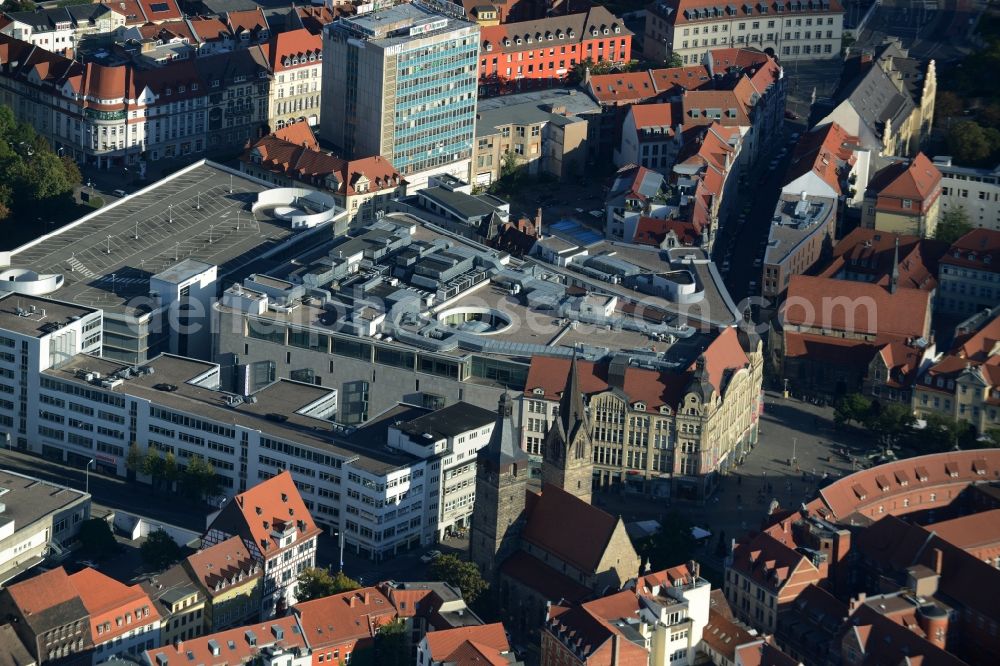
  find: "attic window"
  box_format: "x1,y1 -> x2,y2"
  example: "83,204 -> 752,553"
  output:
165,88 -> 172,95
178,85 -> 185,93
281,492 -> 288,502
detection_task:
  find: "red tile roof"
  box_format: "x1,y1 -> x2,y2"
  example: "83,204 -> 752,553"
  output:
243,128 -> 404,197
697,327 -> 750,395
522,483 -> 623,573
187,17 -> 231,44
185,535 -> 261,598
70,568 -> 161,643
733,640 -> 802,666
871,152 -> 941,202
702,608 -> 754,662
144,616 -> 304,666
499,550 -> 592,603
137,0 -> 182,22
783,275 -> 930,340
632,216 -> 702,247
296,5 -> 355,36
293,587 -> 396,650
523,356 -> 608,398
629,102 -> 675,130
783,122 -> 858,196
5,567 -> 78,617
939,228 -> 1000,272
587,71 -> 657,104
226,8 -> 268,36
207,471 -> 320,558
424,623 -> 509,663
263,28 -> 321,73
102,0 -> 146,24
819,227 -> 947,291
926,509 -> 1000,552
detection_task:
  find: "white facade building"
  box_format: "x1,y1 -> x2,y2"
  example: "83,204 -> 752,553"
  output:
386,402 -> 497,540
933,156 -> 1000,231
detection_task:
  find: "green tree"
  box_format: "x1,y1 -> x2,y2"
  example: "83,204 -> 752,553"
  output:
935,207 -> 973,244
181,456 -> 219,501
915,413 -> 975,453
935,91 -> 964,123
78,518 -> 117,559
864,403 -> 915,450
372,618 -> 409,666
125,443 -> 143,474
140,529 -> 182,570
142,449 -> 165,488
295,567 -> 361,602
667,53 -> 684,68
833,393 -> 871,427
948,120 -> 996,165
641,511 -> 696,571
429,554 -> 488,604
163,452 -> 179,490
2,0 -> 36,11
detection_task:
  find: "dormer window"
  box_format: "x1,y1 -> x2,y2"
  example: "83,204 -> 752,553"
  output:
614,24 -> 621,33
165,87 -> 172,95
485,42 -> 492,51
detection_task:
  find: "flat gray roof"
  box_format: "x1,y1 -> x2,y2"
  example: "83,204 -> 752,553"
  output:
476,89 -> 599,138
419,187 -> 498,220
43,353 -> 420,475
8,162 -> 295,318
763,194 -> 836,267
0,294 -> 98,338
0,470 -> 90,538
333,2 -> 474,45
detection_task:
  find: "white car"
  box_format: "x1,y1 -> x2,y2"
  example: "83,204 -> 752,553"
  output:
420,549 -> 442,564
589,209 -> 603,219
574,207 -> 585,213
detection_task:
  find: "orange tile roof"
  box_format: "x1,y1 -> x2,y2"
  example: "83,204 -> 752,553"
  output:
696,327 -> 750,394
70,568 -> 161,643
264,28 -> 322,73
145,616 -> 304,666
939,229 -> 1000,272
185,535 -> 261,598
5,567 -> 78,617
273,120 -> 319,150
629,102 -> 674,130
101,0 -> 146,24
783,122 -> 858,195
632,216 -> 702,247
702,608 -> 754,662
926,509 -> 1000,551
872,152 -> 941,202
587,70 -> 657,104
293,587 -> 396,650
208,471 -> 320,558
137,0 -> 181,22
821,227 -> 947,291
187,17 -> 231,43
424,623 -> 509,662
226,8 -> 268,35
783,275 -> 930,340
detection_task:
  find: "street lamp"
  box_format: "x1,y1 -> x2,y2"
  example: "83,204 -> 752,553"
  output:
85,458 -> 95,495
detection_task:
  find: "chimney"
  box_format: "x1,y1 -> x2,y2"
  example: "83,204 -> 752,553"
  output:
932,547 -> 943,575
363,591 -> 370,605
349,595 -> 356,608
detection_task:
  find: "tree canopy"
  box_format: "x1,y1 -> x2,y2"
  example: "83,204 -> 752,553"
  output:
429,554 -> 488,604
935,207 -> 973,244
140,529 -> 182,570
295,567 -> 361,602
641,511 -> 696,571
0,105 -> 80,221
833,393 -> 871,427
78,518 -> 117,560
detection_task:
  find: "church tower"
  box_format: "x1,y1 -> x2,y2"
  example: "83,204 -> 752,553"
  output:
470,393 -> 529,581
542,353 -> 594,503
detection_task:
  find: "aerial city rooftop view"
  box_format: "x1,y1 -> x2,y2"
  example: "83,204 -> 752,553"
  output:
0,0 -> 997,664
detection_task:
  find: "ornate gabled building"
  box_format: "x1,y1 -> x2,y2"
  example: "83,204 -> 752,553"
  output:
542,354 -> 595,503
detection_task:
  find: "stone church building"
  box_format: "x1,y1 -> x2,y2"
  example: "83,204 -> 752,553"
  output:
470,358 -> 642,639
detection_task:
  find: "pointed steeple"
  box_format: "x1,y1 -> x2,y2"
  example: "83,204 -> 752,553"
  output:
480,392 -> 527,469
557,351 -> 589,441
890,236 -> 900,294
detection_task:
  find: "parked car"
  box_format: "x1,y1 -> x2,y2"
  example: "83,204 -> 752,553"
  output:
784,110 -> 799,120
420,549 -> 442,564
112,189 -> 127,198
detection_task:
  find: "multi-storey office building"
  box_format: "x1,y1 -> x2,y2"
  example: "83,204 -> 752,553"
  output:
933,156 -> 1000,232
321,1 -> 480,190
644,0 -> 844,65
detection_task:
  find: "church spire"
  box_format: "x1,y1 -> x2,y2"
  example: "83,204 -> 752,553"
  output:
557,350 -> 588,442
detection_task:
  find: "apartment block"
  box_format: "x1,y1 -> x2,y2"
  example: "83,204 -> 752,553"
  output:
761,194 -> 837,300
644,0 -> 843,65
184,536 -> 262,632
933,156 -> 1000,231
261,29 -> 323,130
861,153 -> 942,237
478,6 -> 632,96
935,229 -> 1000,316
321,1 -> 480,190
